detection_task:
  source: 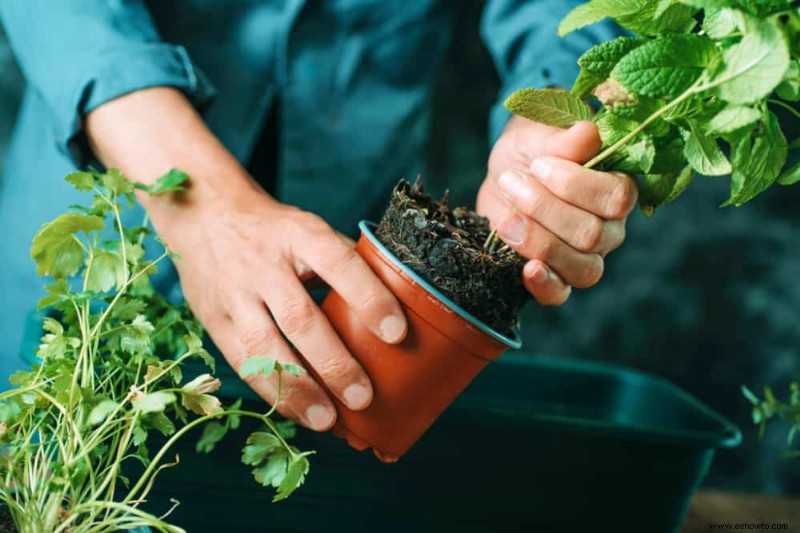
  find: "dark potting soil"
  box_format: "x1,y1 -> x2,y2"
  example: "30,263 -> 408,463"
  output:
0,508 -> 15,533
375,179 -> 528,333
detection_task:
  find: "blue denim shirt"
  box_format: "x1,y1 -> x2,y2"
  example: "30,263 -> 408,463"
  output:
0,0 -> 620,382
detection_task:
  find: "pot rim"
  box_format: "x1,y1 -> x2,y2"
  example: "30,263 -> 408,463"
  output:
359,220 -> 522,350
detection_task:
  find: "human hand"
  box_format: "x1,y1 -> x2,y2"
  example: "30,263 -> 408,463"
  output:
164,186 -> 408,431
85,87 -> 408,432
477,115 -> 638,305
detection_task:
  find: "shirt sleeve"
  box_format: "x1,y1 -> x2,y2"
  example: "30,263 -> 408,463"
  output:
0,0 -> 216,163
481,0 -> 624,143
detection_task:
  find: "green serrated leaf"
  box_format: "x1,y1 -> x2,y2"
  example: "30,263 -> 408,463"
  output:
276,362 -> 304,378
102,168 -> 135,195
504,88 -> 593,128
86,249 -> 127,292
701,7 -> 743,39
665,165 -> 695,203
239,356 -> 278,379
777,161 -> 800,185
253,452 -> 289,488
132,391 -> 176,414
612,34 -> 717,98
65,171 -> 95,192
274,455 -> 310,502
707,15 -> 790,104
776,60 -> 800,101
683,122 -> 732,176
87,400 -> 120,426
726,111 -> 788,205
578,37 -> 649,80
148,169 -> 190,195
196,421 -> 227,454
241,432 -> 283,466
31,213 -> 104,279
708,105 -> 762,134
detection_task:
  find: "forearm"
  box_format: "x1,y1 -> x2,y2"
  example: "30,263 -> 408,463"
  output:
85,87 -> 270,241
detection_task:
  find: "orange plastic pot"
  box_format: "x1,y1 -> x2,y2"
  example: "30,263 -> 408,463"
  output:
320,221 -> 521,462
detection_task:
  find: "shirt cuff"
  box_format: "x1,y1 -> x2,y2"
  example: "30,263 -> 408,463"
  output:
62,43 -> 217,165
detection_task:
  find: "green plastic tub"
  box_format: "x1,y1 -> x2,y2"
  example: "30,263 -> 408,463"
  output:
137,352 -> 741,533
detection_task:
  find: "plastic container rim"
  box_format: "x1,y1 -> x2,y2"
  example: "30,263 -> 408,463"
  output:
359,220 -> 522,350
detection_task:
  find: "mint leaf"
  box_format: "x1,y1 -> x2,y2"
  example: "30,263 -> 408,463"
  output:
31,213 -> 104,279
777,161 -> 800,185
726,111 -> 788,205
683,122 -> 732,176
611,34 -> 717,98
579,37 -> 649,79
708,105 -> 762,134
706,15 -> 790,104
702,7 -> 743,39
504,88 -> 592,128
665,165 -> 696,203
776,60 -> 800,101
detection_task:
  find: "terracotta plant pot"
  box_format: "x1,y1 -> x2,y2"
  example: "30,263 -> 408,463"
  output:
320,221 -> 521,462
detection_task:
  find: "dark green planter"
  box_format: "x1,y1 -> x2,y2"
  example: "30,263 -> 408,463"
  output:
139,352 -> 740,533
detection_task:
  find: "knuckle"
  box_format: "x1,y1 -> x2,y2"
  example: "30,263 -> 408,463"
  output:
573,255 -> 605,289
535,235 -> 557,261
522,187 -> 548,218
575,217 -> 605,253
277,297 -> 317,337
295,211 -> 330,237
607,178 -> 637,219
315,353 -> 355,382
239,324 -> 274,354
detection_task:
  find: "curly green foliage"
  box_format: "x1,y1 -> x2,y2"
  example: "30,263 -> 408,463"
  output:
504,0 -> 800,216
0,170 -> 311,532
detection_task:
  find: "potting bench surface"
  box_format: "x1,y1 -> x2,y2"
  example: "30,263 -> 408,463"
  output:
682,490 -> 800,532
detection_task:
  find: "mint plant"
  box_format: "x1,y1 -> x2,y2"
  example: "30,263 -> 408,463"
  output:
504,0 -> 800,216
0,170 -> 311,532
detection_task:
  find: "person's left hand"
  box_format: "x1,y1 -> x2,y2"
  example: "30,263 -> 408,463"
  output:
477,115 -> 639,306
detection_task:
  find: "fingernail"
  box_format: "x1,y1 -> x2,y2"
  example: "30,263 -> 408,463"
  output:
530,158 -> 552,183
305,404 -> 335,431
499,213 -> 527,245
497,170 -> 526,200
343,383 -> 371,410
529,263 -> 549,285
379,315 -> 405,344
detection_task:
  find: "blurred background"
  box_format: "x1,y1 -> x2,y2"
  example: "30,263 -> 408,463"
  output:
1,3 -> 798,496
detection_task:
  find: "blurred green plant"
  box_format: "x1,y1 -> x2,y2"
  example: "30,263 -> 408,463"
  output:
742,384 -> 800,458
0,169 -> 311,532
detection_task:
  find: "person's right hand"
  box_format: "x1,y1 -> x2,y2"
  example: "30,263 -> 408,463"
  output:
85,87 -> 408,431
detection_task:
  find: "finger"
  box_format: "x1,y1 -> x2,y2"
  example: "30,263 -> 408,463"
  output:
496,211 -> 605,289
291,213 -> 407,344
522,259 -> 572,306
494,169 -> 625,255
541,121 -> 603,164
261,267 -> 375,412
222,295 -> 338,431
528,157 -> 638,220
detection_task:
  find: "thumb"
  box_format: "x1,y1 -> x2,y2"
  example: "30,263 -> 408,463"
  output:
544,121 -> 602,164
